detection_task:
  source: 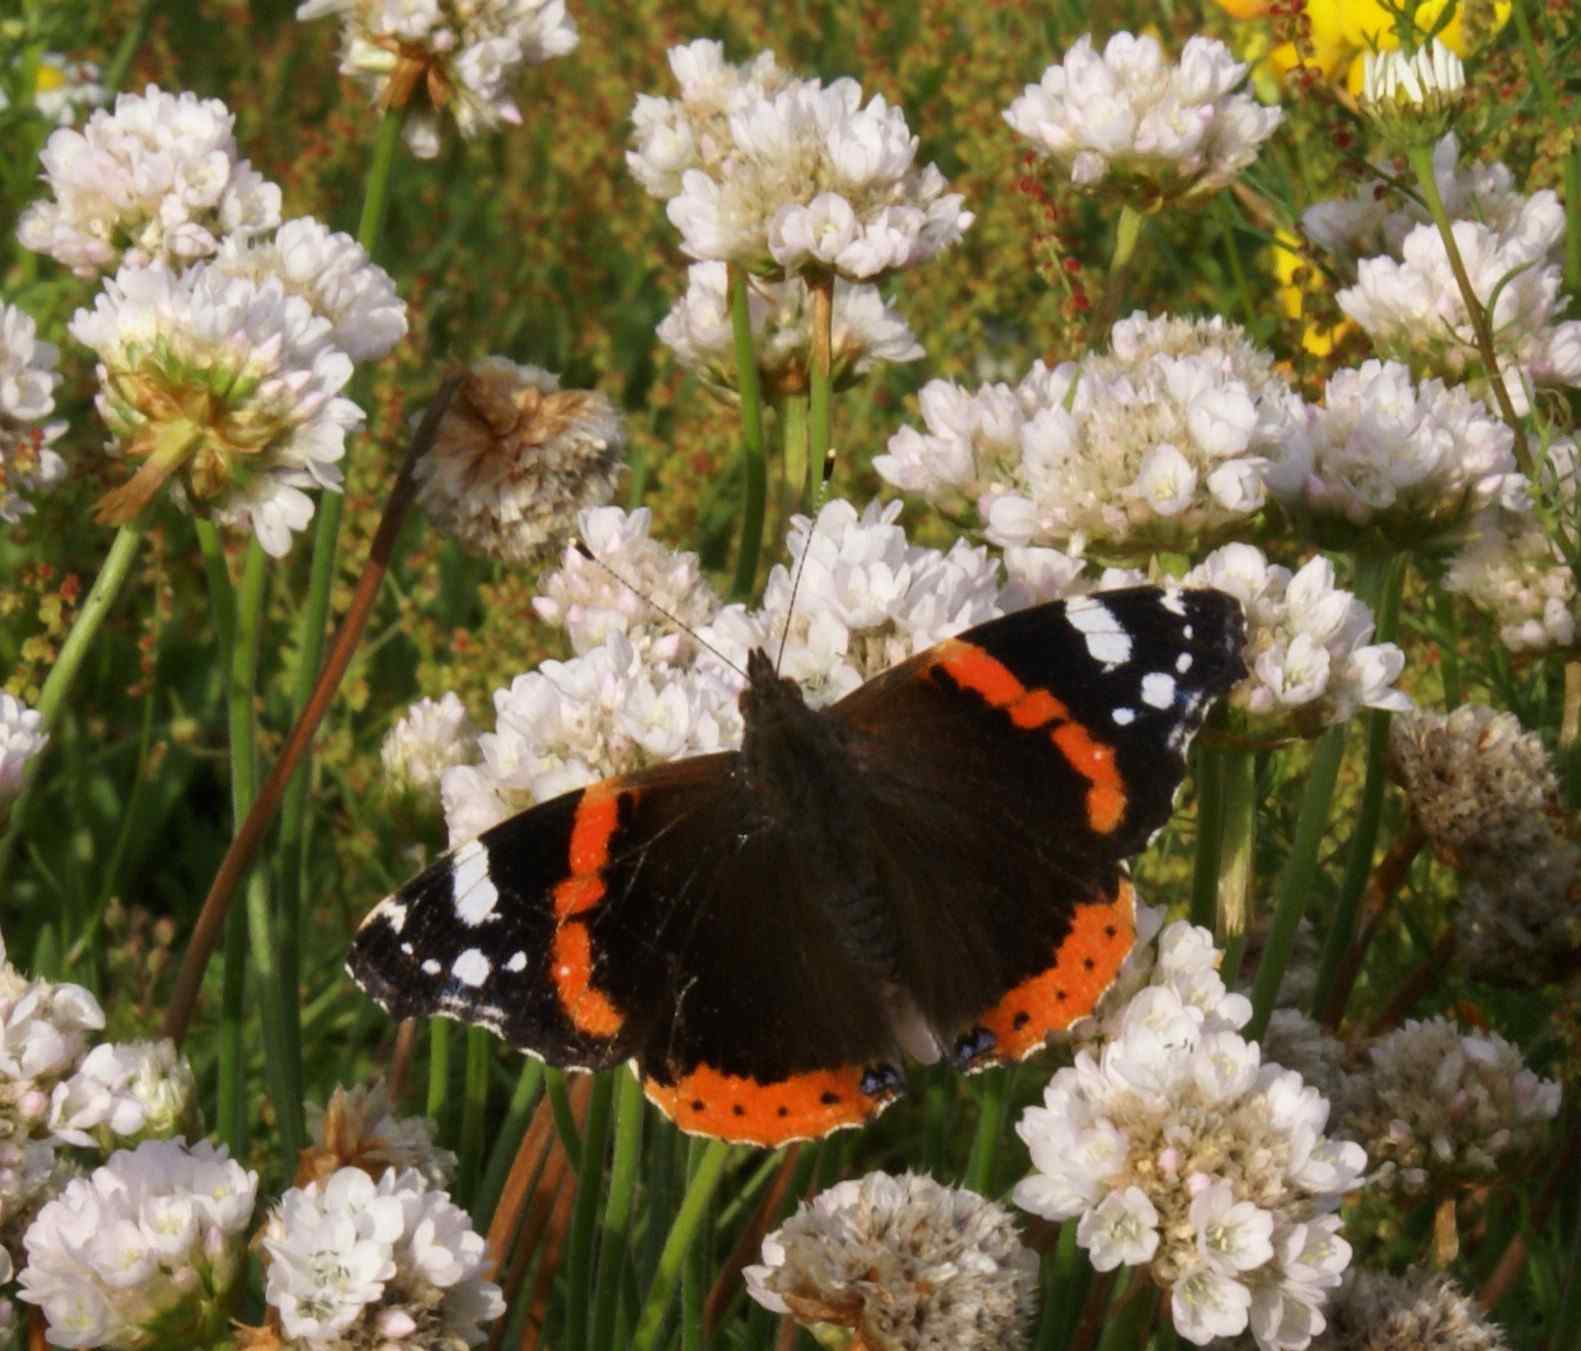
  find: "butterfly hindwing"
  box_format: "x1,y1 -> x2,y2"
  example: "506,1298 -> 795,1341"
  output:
832,587 -> 1245,1064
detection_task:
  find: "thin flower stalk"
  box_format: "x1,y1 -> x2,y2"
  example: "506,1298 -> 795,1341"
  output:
457,1023 -> 493,1206
1510,0 -> 1581,290
473,1058 -> 546,1230
428,1016 -> 452,1126
631,1138 -> 732,1351
162,378 -> 458,1047
779,390 -> 811,522
276,104 -> 406,1067
807,268 -> 835,518
729,262 -> 769,599
965,1069 -> 1010,1196
565,1069 -> 614,1351
1099,203 -> 1147,332
682,1135 -> 714,1351
543,1066 -> 584,1168
590,1068 -> 646,1351
1189,740 -> 1226,933
1311,552 -> 1406,1024
1036,1222 -> 1090,1351
1249,724 -> 1347,1039
1406,142 -> 1532,474
0,522 -> 145,885
1214,744 -> 1258,987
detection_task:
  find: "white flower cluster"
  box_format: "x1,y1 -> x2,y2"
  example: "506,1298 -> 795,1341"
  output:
1345,1017 -> 1561,1196
632,39 -> 972,280
259,1165 -> 503,1345
297,0 -> 578,159
1185,546 -> 1409,732
212,217 -> 408,363
18,85 -> 282,278
1015,921 -> 1365,1350
69,257 -> 366,555
878,312 -> 1304,562
444,498 -> 1070,842
381,693 -> 480,799
1270,359 -> 1521,550
1445,438 -> 1580,653
1338,186 -> 1581,415
47,1039 -> 197,1152
1,935 -> 104,1282
1303,136 -> 1522,280
1004,33 -> 1281,204
0,302 -> 69,525
17,1139 -> 256,1348
746,1171 -> 1038,1348
0,694 -> 48,811
0,52 -> 107,125
657,261 -> 923,399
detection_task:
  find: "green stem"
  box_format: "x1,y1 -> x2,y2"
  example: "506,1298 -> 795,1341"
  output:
1188,743 -> 1226,932
456,1026 -> 493,1208
428,1018 -> 452,1128
590,1070 -> 646,1351
1407,143 -> 1531,473
807,269 -> 835,507
964,1070 -> 1008,1196
630,1139 -> 731,1351
101,0 -> 156,94
544,1066 -> 583,1170
565,1071 -> 614,1351
0,522 -> 146,884
1248,724 -> 1347,1040
1215,746 -> 1258,988
781,392 -> 811,514
1097,204 -> 1146,333
234,540 -> 305,1162
472,1059 -> 544,1229
276,105 -> 406,1097
681,1138 -> 709,1351
727,263 -> 768,600
1310,552 -> 1404,1023
1034,1222 -> 1088,1351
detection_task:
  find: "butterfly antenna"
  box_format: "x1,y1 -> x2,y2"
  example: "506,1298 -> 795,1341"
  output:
774,448 -> 838,672
573,542 -> 747,679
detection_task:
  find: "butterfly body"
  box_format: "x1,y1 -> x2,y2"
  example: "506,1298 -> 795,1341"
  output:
350,587 -> 1246,1146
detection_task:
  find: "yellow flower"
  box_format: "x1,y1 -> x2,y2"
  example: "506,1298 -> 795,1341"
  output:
1271,230 -> 1352,357
1219,0 -> 1510,90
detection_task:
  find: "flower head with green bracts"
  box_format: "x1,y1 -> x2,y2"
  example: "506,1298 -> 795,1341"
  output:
68,258 -> 363,555
1360,39 -> 1465,151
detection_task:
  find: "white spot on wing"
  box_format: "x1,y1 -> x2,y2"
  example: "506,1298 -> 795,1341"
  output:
421,959 -> 441,976
1142,672 -> 1177,709
1065,597 -> 1133,666
400,942 -> 414,956
452,949 -> 491,986
1112,707 -> 1137,726
506,951 -> 528,973
1160,590 -> 1187,617
1176,652 -> 1193,674
451,840 -> 500,926
379,901 -> 408,934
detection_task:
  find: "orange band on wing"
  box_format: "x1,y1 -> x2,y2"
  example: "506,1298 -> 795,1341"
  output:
550,922 -> 624,1039
549,783 -> 635,1040
930,640 -> 1127,834
642,1062 -> 898,1147
974,879 -> 1136,1062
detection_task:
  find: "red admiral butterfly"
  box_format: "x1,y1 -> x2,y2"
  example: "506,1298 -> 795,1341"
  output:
349,587 -> 1245,1146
